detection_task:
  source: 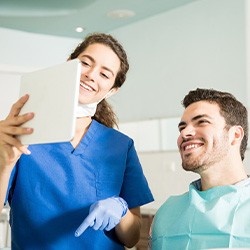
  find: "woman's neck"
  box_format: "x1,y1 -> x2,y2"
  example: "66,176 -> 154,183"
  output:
70,116 -> 92,148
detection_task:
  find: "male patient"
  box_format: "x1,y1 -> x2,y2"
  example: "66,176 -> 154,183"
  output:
151,88 -> 250,249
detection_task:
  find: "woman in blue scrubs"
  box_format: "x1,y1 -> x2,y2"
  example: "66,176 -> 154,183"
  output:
0,33 -> 154,249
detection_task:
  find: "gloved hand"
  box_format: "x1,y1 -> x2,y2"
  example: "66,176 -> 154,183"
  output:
75,196 -> 128,237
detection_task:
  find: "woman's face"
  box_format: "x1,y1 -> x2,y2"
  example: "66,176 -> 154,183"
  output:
77,43 -> 121,104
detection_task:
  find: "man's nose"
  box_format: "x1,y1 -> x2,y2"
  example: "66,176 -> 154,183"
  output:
181,125 -> 196,138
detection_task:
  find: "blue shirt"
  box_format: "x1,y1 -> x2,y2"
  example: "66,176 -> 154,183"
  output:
152,178 -> 250,250
7,120 -> 154,250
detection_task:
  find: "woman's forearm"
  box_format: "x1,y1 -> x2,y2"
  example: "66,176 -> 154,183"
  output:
115,207 -> 142,248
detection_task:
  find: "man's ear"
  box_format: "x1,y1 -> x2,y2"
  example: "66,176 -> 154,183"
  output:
105,88 -> 119,99
230,125 -> 244,145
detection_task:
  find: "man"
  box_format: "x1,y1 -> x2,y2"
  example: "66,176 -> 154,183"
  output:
151,88 -> 250,249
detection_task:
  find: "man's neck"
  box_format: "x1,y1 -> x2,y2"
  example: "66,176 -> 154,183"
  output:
199,161 -> 248,191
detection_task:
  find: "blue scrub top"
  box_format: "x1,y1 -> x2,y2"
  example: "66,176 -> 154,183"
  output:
151,178 -> 250,250
7,120 -> 154,250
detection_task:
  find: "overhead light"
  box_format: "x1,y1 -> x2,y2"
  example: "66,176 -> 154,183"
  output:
75,27 -> 84,33
107,9 -> 135,19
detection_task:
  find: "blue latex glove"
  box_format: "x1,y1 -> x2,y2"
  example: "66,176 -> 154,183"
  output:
75,196 -> 128,237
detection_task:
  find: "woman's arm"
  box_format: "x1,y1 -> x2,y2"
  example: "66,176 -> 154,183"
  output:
115,207 -> 141,248
0,94 -> 34,210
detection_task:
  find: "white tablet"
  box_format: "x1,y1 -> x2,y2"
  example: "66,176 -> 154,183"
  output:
18,59 -> 81,145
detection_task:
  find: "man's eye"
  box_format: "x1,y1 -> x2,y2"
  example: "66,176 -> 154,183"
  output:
198,120 -> 208,124
178,127 -> 185,132
101,73 -> 109,79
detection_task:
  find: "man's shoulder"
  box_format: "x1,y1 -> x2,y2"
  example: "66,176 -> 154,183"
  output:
152,192 -> 190,236
156,191 -> 189,216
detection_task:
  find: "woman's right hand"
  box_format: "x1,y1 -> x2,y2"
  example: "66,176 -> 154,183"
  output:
0,94 -> 34,170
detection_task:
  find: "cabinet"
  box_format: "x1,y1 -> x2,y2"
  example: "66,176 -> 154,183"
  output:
135,214 -> 154,250
0,207 -> 10,248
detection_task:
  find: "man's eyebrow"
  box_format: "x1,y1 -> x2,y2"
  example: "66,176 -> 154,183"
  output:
192,114 -> 210,121
81,54 -> 115,76
178,114 -> 210,128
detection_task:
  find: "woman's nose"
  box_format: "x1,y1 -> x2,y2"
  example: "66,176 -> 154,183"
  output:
82,66 -> 96,81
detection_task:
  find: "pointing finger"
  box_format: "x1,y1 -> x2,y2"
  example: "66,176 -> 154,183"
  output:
75,213 -> 96,237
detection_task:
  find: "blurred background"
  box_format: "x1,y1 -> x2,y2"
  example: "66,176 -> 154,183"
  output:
0,0 -> 249,249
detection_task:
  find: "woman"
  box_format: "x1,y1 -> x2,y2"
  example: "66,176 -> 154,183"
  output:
0,33 -> 154,249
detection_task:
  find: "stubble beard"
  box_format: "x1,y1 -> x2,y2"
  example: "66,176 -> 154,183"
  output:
182,152 -> 211,173
181,134 -> 229,174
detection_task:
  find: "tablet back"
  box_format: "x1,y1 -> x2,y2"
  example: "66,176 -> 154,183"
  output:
18,59 -> 81,145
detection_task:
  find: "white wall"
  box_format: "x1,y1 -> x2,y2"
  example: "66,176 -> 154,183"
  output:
111,0 -> 247,122
0,28 -> 80,69
0,28 -> 80,119
0,0 -> 247,122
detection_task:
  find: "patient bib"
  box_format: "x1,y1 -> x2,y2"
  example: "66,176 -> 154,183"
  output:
152,178 -> 250,249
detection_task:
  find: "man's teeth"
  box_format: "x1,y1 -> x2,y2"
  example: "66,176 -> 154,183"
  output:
185,144 -> 198,150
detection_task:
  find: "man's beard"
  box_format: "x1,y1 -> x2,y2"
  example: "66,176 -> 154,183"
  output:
181,134 -> 229,174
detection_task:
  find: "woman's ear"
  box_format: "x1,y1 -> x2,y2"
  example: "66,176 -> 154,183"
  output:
105,88 -> 119,99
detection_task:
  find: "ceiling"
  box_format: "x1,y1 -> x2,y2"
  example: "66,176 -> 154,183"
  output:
0,0 -> 199,38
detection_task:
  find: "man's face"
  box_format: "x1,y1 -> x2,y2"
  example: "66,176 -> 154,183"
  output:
177,101 -> 230,173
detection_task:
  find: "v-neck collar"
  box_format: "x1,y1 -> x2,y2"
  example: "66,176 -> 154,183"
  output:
66,120 -> 99,155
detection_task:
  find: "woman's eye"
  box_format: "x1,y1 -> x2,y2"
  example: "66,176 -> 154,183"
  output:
81,61 -> 90,66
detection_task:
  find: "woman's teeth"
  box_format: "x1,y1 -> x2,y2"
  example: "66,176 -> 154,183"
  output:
81,82 -> 93,91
